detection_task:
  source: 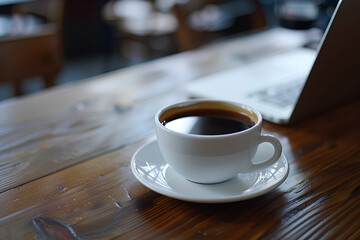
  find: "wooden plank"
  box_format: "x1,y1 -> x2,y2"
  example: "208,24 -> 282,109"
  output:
0,59 -> 191,193
0,100 -> 359,239
0,138 -> 153,239
1,28 -> 359,239
0,89 -> 186,193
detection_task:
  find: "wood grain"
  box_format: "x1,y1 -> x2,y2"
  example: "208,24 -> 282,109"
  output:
1,29 -> 359,239
1,99 -> 359,239
0,61 -> 189,193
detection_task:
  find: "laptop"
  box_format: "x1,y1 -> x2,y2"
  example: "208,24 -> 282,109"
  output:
186,0 -> 360,124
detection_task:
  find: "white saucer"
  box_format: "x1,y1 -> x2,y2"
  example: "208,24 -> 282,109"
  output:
131,140 -> 289,203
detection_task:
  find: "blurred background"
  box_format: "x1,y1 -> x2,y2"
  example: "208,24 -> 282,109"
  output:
0,0 -> 339,101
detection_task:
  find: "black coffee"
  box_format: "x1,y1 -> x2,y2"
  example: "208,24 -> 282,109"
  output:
162,109 -> 255,135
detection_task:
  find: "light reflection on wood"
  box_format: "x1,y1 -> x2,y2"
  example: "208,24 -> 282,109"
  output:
0,89 -> 186,193
0,29 -> 359,238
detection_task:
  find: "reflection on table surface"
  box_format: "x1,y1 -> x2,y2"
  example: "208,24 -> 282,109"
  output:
0,27 -> 359,239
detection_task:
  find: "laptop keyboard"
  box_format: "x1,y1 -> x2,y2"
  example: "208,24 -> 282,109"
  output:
248,80 -> 304,108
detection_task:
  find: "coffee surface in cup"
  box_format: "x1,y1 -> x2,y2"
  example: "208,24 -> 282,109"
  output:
162,109 -> 255,135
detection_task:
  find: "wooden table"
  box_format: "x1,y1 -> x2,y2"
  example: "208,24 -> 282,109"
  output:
1,28 -> 359,239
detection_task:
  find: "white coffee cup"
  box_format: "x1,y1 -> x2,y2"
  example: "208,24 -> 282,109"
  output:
155,100 -> 282,184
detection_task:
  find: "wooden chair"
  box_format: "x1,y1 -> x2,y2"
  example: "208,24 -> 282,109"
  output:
173,0 -> 267,51
0,0 -> 65,96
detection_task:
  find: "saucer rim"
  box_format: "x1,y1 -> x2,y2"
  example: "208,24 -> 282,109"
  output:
131,140 -> 289,203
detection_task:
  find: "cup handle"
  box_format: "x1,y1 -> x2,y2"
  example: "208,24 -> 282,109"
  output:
248,134 -> 282,172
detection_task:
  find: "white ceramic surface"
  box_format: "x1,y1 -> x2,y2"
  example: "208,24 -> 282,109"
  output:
131,140 -> 289,203
155,100 -> 283,184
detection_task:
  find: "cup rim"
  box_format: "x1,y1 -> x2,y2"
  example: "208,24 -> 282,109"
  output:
155,99 -> 263,138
